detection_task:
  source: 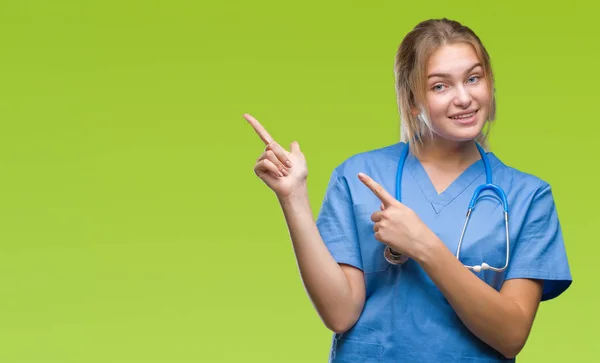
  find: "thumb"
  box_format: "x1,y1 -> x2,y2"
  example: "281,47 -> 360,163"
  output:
290,140 -> 301,153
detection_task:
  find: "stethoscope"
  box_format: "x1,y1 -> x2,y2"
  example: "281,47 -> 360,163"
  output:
383,142 -> 510,273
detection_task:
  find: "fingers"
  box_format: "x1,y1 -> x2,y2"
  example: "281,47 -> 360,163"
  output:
290,141 -> 301,154
371,211 -> 383,223
254,158 -> 281,178
371,212 -> 383,234
265,142 -> 292,168
357,173 -> 396,207
244,114 -> 294,169
258,150 -> 288,177
244,113 -> 274,145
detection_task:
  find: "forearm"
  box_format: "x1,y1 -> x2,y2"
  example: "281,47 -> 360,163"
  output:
278,188 -> 362,332
415,235 -> 532,358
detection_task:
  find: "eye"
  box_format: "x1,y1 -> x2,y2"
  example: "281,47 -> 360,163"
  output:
432,83 -> 446,92
467,75 -> 480,84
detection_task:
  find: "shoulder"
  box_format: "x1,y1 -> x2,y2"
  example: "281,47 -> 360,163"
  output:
490,152 -> 553,203
331,142 -> 405,179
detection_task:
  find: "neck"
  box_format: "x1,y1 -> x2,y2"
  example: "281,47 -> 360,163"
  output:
416,137 -> 481,169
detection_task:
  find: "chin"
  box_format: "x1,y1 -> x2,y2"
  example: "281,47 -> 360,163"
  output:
431,116 -> 487,143
435,128 -> 483,143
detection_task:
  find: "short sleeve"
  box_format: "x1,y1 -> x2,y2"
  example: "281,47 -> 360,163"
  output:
505,183 -> 572,301
315,168 -> 363,270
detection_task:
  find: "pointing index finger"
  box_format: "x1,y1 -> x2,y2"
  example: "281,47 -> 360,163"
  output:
244,113 -> 274,145
358,173 -> 396,207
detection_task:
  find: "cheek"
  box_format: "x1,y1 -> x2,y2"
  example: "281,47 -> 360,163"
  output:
473,83 -> 491,106
426,96 -> 452,128
426,95 -> 450,118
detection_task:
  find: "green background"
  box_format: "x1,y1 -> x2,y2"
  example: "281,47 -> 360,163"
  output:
0,0 -> 597,361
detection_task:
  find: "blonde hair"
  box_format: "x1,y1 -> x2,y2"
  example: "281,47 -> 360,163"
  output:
394,18 -> 496,156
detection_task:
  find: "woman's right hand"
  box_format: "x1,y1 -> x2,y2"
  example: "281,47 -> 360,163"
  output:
244,113 -> 308,199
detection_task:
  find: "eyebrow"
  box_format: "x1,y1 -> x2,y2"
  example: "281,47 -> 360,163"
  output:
427,63 -> 483,79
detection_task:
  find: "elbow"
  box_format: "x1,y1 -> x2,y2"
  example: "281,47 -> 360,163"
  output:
318,306 -> 361,334
321,312 -> 359,334
325,319 -> 355,334
498,334 -> 527,359
500,347 -> 522,360
500,348 -> 520,360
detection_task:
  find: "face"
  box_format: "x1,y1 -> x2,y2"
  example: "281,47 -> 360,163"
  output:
422,43 -> 491,143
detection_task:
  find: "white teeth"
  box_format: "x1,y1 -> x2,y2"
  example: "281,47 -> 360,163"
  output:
451,111 -> 476,119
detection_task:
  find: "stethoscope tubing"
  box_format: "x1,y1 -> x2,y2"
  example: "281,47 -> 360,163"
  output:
384,142 -> 510,272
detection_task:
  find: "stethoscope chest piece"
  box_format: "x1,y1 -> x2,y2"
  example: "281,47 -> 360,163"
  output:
384,245 -> 409,265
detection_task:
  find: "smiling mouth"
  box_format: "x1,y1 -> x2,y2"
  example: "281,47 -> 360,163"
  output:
449,110 -> 478,120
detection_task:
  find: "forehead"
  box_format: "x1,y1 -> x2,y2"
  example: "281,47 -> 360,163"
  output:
427,43 -> 480,75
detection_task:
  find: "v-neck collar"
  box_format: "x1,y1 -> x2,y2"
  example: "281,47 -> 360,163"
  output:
402,144 -> 500,214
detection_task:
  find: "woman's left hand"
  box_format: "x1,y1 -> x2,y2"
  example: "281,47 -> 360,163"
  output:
358,172 -> 436,260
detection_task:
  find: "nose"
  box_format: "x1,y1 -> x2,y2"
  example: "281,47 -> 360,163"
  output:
453,85 -> 472,108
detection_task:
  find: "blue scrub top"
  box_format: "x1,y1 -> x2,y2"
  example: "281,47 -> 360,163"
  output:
316,142 -> 572,362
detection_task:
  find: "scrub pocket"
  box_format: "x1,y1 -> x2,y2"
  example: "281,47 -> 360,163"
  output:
353,204 -> 390,274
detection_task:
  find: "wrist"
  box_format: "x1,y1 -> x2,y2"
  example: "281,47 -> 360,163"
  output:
277,185 -> 309,205
412,229 -> 444,266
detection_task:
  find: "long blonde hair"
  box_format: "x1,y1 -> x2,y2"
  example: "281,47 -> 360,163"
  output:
394,18 -> 496,156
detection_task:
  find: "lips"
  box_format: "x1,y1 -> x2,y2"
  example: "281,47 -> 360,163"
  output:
447,109 -> 479,125
449,110 -> 478,120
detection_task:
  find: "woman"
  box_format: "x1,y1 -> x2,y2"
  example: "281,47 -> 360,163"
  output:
244,18 -> 571,362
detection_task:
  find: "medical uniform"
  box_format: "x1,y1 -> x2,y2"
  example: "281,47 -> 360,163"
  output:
316,142 -> 572,362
